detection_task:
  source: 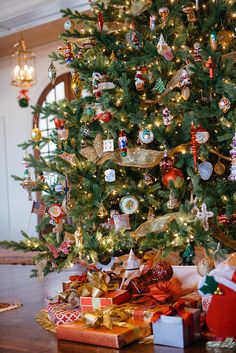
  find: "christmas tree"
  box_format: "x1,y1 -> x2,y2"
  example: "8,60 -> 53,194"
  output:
3,0 -> 236,277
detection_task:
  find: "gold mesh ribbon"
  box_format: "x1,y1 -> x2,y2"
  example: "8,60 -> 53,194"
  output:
80,134 -> 188,168
131,212 -> 193,238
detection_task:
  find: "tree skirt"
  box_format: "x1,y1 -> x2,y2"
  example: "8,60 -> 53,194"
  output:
36,309 -> 56,333
0,302 -> 22,313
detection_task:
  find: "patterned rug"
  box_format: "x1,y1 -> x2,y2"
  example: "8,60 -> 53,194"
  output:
0,246 -> 38,265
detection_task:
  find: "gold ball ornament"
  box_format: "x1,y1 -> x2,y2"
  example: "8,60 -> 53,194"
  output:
214,159 -> 225,175
31,125 -> 42,142
181,86 -> 190,100
197,257 -> 215,277
71,72 -> 82,98
98,205 -> 108,218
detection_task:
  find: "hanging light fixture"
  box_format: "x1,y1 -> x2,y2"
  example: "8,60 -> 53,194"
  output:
11,38 -> 36,107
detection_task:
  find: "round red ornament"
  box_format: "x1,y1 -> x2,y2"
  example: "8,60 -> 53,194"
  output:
162,168 -> 184,188
94,111 -> 112,123
152,261 -> 173,282
54,117 -> 66,129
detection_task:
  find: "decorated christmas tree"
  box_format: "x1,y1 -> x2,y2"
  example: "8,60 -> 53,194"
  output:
3,0 -> 236,277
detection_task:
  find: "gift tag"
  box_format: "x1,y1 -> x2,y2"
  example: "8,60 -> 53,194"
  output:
103,139 -> 114,152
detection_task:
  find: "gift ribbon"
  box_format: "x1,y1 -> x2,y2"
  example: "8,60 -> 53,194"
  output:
83,306 -> 132,330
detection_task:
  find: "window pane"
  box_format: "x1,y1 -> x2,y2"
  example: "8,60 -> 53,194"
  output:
46,89 -> 56,103
55,82 -> 65,101
41,130 -> 49,138
40,144 -> 49,154
48,141 -> 57,153
38,114 -> 47,130
48,115 -> 56,130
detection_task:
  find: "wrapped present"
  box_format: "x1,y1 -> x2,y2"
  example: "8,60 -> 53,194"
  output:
178,291 -> 202,309
81,289 -> 130,312
48,302 -> 81,325
152,305 -> 201,348
123,302 -> 166,323
57,319 -> 151,348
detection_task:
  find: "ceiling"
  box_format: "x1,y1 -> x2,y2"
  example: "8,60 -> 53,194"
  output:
0,0 -> 89,58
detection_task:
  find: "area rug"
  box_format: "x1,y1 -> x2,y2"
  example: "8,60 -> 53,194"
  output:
0,246 -> 38,265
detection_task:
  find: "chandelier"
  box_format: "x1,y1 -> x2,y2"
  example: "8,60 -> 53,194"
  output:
11,38 -> 36,107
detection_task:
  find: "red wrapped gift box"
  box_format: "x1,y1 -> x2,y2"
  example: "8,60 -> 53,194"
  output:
80,290 -> 130,312
57,319 -> 151,348
48,302 -> 81,325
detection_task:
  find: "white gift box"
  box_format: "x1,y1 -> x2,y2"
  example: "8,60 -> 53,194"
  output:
172,266 -> 201,290
153,308 -> 201,348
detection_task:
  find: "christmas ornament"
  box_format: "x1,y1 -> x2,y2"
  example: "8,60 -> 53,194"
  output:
180,242 -> 195,265
103,139 -> 114,152
46,240 -> 73,258
162,168 -> 184,188
57,127 -> 69,141
55,184 -> 63,193
154,77 -> 165,93
125,29 -> 141,49
98,204 -> 108,218
218,28 -> 234,49
214,159 -> 225,175
58,42 -> 74,64
182,6 -> 197,22
80,125 -> 92,137
147,206 -> 155,220
135,69 -> 145,91
71,72 -> 82,98
48,61 -> 57,85
104,169 -> 116,182
120,249 -> 141,288
118,130 -> 128,157
20,172 -> 35,201
74,226 -> 83,248
228,132 -> 236,181
162,107 -> 173,126
138,129 -> 154,144
158,7 -> 169,27
120,195 -> 139,214
157,34 -> 174,61
218,96 -> 230,113
195,126 -> 209,144
97,11 -> 104,32
193,42 -> 202,61
37,171 -> 45,182
113,214 -> 131,232
179,69 -> 191,100
167,190 -> 180,209
92,72 -> 115,98
210,30 -> 217,51
160,150 -> 173,172
143,173 -> 154,185
196,202 -> 214,231
17,89 -> 30,108
191,122 -> 198,171
54,117 -> 65,129
31,125 -> 42,142
59,152 -> 78,166
149,15 -> 156,31
198,161 -> 213,180
94,110 -> 112,123
197,257 -> 215,277
64,19 -> 75,31
218,211 -> 236,225
205,56 -> 216,79
48,203 -> 64,224
152,261 -> 173,282
77,37 -> 96,49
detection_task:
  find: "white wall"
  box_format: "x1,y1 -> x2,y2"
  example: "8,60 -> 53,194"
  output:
0,41 -> 67,241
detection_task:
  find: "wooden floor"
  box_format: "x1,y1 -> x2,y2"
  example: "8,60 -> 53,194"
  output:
0,265 -> 210,353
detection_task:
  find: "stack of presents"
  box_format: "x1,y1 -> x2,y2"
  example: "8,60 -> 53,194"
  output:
45,250 -> 236,349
